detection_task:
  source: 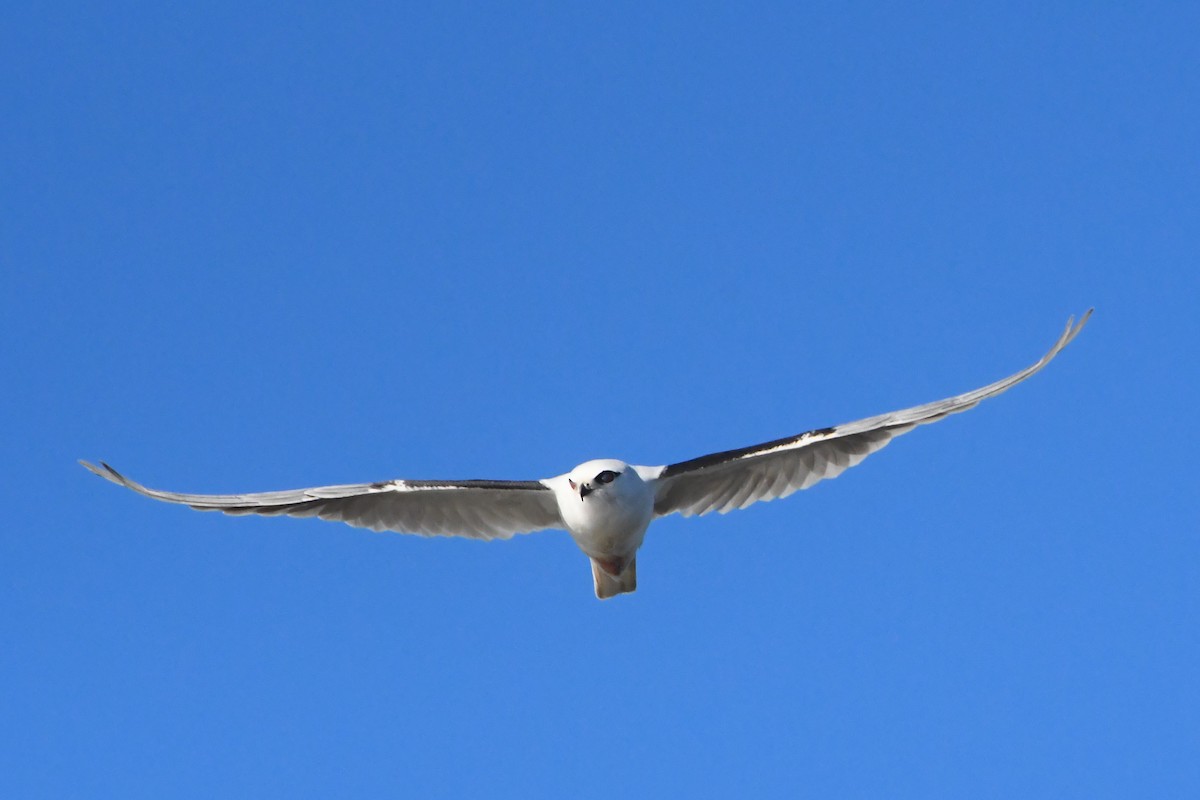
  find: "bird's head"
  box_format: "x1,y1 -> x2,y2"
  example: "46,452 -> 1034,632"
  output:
567,459 -> 631,501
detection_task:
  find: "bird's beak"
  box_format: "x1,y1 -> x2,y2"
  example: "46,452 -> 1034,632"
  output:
579,482 -> 593,499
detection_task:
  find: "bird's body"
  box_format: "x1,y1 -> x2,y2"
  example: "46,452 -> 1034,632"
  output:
83,312 -> 1091,599
554,460 -> 656,597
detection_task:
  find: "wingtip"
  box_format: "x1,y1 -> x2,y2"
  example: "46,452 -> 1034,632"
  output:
1045,308 -> 1094,359
1063,308 -> 1094,347
80,459 -> 126,487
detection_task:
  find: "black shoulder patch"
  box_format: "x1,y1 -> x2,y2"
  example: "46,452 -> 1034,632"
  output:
401,479 -> 549,491
659,425 -> 839,479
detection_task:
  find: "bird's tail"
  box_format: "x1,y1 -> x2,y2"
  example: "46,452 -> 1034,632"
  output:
591,556 -> 637,599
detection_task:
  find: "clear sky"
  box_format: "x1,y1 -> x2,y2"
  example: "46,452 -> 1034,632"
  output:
3,3 -> 1197,797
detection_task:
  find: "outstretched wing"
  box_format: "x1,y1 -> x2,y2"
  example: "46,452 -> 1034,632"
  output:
645,311 -> 1091,518
81,461 -> 564,540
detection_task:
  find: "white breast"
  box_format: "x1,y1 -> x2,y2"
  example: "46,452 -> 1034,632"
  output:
553,469 -> 655,561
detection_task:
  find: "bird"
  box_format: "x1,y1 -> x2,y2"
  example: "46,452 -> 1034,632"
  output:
82,311 -> 1091,599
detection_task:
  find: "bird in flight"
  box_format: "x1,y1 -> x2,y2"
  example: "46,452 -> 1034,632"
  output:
83,311 -> 1090,599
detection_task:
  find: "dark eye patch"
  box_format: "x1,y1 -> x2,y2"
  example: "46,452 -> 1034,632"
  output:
595,470 -> 619,484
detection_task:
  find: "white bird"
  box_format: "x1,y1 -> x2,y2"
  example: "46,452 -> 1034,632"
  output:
82,311 -> 1091,599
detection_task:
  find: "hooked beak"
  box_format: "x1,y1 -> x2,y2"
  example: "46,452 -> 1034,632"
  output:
569,479 -> 593,499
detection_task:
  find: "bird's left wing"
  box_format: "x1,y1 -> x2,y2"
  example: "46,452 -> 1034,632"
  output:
643,311 -> 1091,519
80,461 -> 564,540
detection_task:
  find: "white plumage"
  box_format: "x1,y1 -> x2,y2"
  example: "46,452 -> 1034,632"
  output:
83,311 -> 1091,599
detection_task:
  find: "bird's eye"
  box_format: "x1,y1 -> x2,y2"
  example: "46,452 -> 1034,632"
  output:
595,470 -> 619,484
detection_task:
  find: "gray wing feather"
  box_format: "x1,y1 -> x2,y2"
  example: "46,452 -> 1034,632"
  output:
649,311 -> 1091,518
81,461 -> 563,540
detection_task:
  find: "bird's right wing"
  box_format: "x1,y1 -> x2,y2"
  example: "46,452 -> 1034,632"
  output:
81,461 -> 564,540
645,311 -> 1091,518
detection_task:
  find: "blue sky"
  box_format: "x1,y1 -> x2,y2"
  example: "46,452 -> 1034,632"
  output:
3,2 -> 1197,797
